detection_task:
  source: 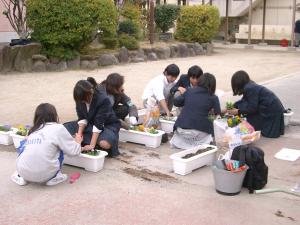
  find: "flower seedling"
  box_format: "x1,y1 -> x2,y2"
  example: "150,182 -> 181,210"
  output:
82,149 -> 99,156
0,125 -> 11,132
226,102 -> 234,110
227,115 -> 242,128
16,125 -> 30,136
129,125 -> 159,134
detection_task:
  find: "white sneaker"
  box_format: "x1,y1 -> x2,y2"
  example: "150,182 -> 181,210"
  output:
46,171 -> 68,186
11,171 -> 27,186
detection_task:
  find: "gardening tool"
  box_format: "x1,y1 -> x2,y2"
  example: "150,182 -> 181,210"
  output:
69,172 -> 81,184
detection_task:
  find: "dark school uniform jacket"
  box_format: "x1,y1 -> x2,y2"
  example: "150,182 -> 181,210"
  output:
98,84 -> 138,118
174,86 -> 221,135
75,88 -> 120,132
234,82 -> 284,138
170,75 -> 191,95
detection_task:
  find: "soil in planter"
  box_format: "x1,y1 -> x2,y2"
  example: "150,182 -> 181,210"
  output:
181,146 -> 215,159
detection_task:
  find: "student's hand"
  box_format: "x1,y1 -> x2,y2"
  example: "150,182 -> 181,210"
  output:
129,116 -> 138,125
82,145 -> 95,151
178,87 -> 186,94
227,108 -> 239,115
75,133 -> 83,144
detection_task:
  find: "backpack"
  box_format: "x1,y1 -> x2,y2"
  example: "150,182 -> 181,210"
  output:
231,145 -> 268,193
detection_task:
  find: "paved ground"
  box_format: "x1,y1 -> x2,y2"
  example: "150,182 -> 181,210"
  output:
0,46 -> 300,225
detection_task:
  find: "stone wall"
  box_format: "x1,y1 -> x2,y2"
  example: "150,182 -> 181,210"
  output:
0,42 -> 213,73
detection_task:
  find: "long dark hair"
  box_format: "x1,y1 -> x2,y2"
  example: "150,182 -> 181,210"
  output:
199,73 -> 216,95
231,70 -> 251,95
73,77 -> 97,103
103,73 -> 124,95
28,103 -> 59,135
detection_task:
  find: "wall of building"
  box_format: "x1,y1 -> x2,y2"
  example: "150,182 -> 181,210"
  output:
0,2 -> 18,42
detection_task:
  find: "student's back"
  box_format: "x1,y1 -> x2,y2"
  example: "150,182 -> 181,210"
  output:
17,123 -> 81,183
174,86 -> 221,135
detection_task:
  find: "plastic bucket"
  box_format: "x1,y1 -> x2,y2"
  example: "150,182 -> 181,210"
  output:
212,160 -> 248,196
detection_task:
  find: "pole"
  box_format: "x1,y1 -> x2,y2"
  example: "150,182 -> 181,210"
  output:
149,0 -> 154,44
247,0 -> 253,46
225,0 -> 229,44
261,0 -> 266,43
202,0 -> 205,5
291,0 -> 296,47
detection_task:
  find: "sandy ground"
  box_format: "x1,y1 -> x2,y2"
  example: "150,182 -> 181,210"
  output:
1,47 -> 300,225
0,47 -> 300,126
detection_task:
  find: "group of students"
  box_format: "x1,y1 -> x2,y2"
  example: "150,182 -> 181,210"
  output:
11,64 -> 285,186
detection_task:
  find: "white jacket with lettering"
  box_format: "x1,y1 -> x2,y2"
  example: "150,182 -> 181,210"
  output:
16,123 -> 81,183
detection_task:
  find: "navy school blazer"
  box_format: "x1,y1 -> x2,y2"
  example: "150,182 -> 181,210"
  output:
75,88 -> 120,132
174,86 -> 221,135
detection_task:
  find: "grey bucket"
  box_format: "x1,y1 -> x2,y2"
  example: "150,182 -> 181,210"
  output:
212,160 -> 248,196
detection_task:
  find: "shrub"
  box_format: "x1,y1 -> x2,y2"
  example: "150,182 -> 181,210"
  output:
27,0 -> 118,59
175,5 -> 220,43
120,3 -> 141,39
102,37 -> 118,49
154,4 -> 180,33
118,34 -> 139,50
118,20 -> 140,39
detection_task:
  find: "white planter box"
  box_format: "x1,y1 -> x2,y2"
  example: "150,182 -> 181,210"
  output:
170,144 -> 218,175
64,150 -> 108,172
119,128 -> 165,148
10,133 -> 26,148
0,131 -> 13,145
284,111 -> 294,126
159,117 -> 176,133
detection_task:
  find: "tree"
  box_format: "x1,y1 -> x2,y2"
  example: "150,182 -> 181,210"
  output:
1,0 -> 30,39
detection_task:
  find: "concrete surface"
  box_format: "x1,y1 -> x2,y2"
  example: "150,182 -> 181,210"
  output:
0,47 -> 300,225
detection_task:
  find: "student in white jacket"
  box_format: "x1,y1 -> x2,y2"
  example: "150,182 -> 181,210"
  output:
142,64 -> 180,117
11,103 -> 83,186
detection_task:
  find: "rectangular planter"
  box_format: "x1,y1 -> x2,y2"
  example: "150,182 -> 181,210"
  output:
64,150 -> 108,172
119,128 -> 165,148
159,117 -> 176,133
284,111 -> 294,126
170,144 -> 218,175
0,131 -> 13,145
10,133 -> 26,148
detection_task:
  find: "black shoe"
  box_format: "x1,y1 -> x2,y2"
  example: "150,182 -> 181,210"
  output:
161,133 -> 168,143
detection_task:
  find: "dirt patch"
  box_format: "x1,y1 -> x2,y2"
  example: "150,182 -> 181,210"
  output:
147,152 -> 160,159
123,167 -> 177,182
274,210 -> 296,222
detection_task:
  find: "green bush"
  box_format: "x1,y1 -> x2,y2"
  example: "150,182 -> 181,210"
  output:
155,4 -> 180,33
102,37 -> 118,49
118,34 -> 139,50
120,3 -> 142,39
175,5 -> 220,43
27,0 -> 118,59
118,20 -> 140,39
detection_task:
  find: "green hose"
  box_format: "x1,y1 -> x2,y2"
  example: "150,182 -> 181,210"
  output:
255,188 -> 300,197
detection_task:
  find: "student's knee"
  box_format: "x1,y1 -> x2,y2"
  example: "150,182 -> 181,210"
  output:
99,140 -> 111,149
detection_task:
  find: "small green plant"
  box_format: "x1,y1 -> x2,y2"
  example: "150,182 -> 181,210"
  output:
82,149 -> 99,156
0,125 -> 11,132
16,125 -> 30,136
154,4 -> 180,33
175,5 -> 220,43
226,102 -> 234,110
118,34 -> 139,50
